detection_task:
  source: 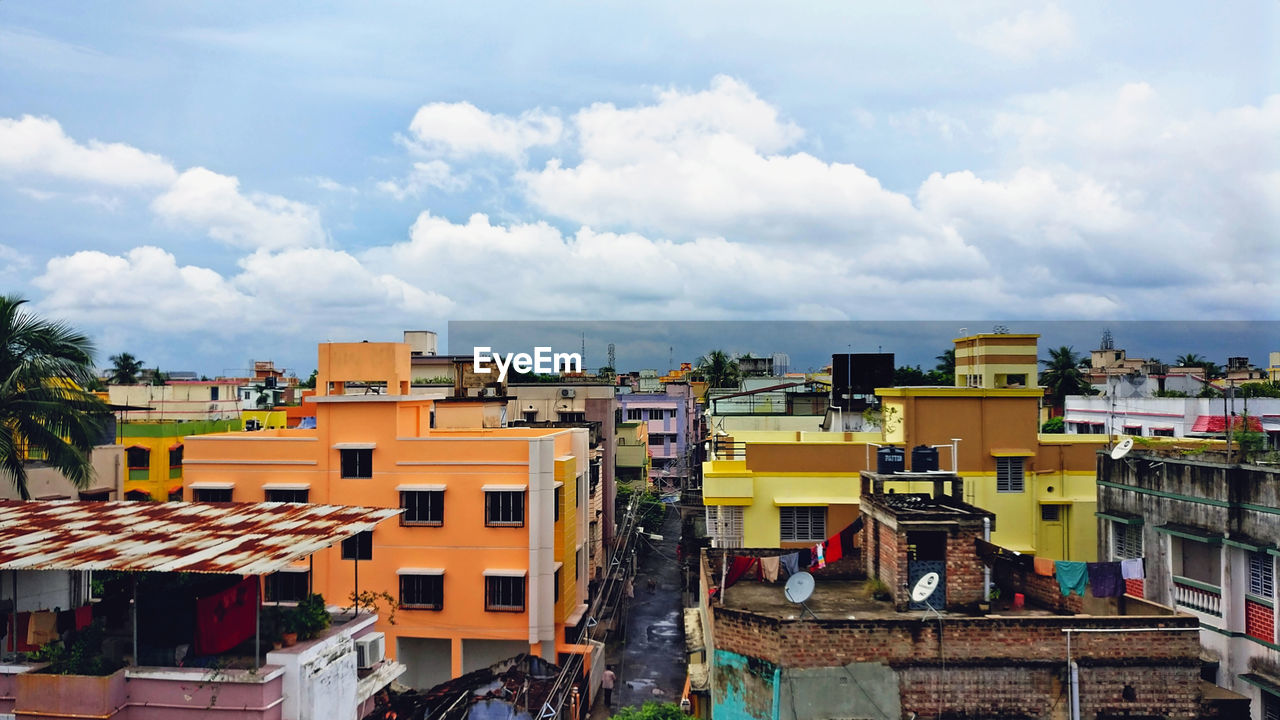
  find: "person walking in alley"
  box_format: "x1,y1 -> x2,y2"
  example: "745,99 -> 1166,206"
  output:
602,665 -> 617,708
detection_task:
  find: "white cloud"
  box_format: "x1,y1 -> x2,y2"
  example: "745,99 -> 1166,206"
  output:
310,175 -> 358,193
964,3 -> 1076,60
0,115 -> 177,187
377,160 -> 466,200
406,102 -> 562,159
151,167 -> 327,250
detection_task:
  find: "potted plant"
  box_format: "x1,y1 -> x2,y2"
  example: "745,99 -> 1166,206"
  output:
294,593 -> 331,640
280,611 -> 299,647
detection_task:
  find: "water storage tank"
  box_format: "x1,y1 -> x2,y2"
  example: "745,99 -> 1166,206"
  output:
877,446 -> 905,474
911,445 -> 939,472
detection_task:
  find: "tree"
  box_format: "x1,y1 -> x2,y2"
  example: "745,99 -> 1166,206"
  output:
1039,346 -> 1091,412
1040,416 -> 1065,433
695,349 -> 740,390
106,352 -> 144,385
935,348 -> 956,385
148,367 -> 169,386
0,295 -> 109,499
1175,353 -> 1223,379
300,369 -> 318,390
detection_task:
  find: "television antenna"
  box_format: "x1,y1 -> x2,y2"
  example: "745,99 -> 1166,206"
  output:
783,571 -> 817,620
1110,437 -> 1134,460
911,572 -> 942,620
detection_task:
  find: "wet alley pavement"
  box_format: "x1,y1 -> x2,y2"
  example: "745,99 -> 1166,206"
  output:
599,504 -> 686,714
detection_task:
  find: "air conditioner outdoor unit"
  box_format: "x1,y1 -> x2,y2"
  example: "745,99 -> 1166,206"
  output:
355,632 -> 385,669
560,388 -> 576,398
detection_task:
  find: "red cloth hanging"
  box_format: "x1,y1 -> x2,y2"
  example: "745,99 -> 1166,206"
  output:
74,604 -> 93,631
723,556 -> 758,590
9,613 -> 36,652
193,576 -> 259,655
826,534 -> 844,564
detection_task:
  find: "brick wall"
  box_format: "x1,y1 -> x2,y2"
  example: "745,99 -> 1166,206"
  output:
1246,598 -> 1274,643
945,531 -> 984,608
1125,578 -> 1144,597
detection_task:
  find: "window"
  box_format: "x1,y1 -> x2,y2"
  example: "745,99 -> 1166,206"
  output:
1090,423 -> 1106,435
1151,428 -> 1175,437
627,408 -> 643,420
707,506 -> 744,548
523,411 -> 538,423
1174,538 -> 1220,586
340,448 -> 373,478
1124,426 -> 1142,436
554,486 -> 562,522
266,488 -> 309,503
210,387 -> 218,401
400,574 -> 443,610
558,412 -> 585,423
780,506 -> 827,543
341,531 -> 373,560
485,491 -> 525,527
401,490 -> 444,526
649,433 -> 665,446
193,488 -> 232,502
1040,505 -> 1060,521
996,457 -> 1025,492
554,568 -> 561,603
485,575 -> 526,612
264,571 -> 309,602
1005,374 -> 1026,387
126,446 -> 150,482
1111,523 -> 1143,560
1249,551 -> 1274,598
168,445 -> 183,479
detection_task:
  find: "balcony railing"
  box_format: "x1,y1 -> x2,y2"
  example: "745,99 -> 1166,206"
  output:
1173,577 -> 1222,616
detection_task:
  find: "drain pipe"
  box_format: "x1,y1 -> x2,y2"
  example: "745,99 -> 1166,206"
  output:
982,516 -> 991,602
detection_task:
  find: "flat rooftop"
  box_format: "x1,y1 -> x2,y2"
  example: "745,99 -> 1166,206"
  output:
719,579 -> 1060,621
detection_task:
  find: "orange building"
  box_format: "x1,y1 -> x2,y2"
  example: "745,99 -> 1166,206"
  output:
183,342 -> 593,690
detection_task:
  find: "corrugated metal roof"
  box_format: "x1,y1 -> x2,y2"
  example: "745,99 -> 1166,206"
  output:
0,500 -> 402,575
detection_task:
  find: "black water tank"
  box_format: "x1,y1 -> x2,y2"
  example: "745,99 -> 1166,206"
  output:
911,445 -> 939,472
877,446 -> 905,474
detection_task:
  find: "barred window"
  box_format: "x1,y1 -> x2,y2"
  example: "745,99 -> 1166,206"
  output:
264,571 -> 309,602
706,506 -> 744,549
780,506 -> 827,543
485,491 -> 524,527
340,448 -> 372,478
1249,551 -> 1274,598
266,488 -> 309,503
485,575 -> 525,612
1111,522 -> 1143,560
401,490 -> 444,526
996,457 -> 1025,493
341,531 -> 373,560
400,574 -> 443,610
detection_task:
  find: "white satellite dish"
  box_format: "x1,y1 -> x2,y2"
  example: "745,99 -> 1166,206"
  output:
1111,437 -> 1134,460
910,572 -> 940,603
784,571 -> 815,604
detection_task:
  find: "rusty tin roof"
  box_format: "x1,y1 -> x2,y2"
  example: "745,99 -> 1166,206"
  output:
0,500 -> 402,575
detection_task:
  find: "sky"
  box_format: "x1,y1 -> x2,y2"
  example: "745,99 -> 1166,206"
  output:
1,2 -> 1277,377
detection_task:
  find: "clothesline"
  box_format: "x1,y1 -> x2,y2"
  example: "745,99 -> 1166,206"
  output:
976,538 -> 1144,598
719,517 -> 864,592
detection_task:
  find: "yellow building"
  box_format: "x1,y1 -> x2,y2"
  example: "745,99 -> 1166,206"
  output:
954,332 -> 1039,389
702,389 -> 1106,561
119,419 -> 241,500
615,421 -> 650,486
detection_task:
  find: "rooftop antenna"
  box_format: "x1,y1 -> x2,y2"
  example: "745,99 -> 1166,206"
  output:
911,572 -> 942,621
608,343 -> 616,371
783,570 -> 817,620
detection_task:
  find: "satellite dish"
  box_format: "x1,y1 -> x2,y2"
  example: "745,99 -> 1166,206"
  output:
1111,437 -> 1134,460
910,572 -> 940,603
784,571 -> 815,604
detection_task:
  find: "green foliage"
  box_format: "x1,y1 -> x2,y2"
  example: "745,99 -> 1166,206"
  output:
29,620 -> 121,676
0,295 -> 109,499
596,366 -> 615,378
864,578 -> 892,602
617,484 -> 666,529
611,701 -> 688,720
1039,346 -> 1091,410
894,364 -> 950,386
148,367 -> 169,386
1153,389 -> 1189,398
1176,353 -> 1224,379
1040,416 -> 1065,433
1239,382 -> 1280,398
107,352 -> 144,385
288,594 -> 331,639
349,589 -> 399,625
414,376 -> 453,384
1197,385 -> 1222,398
300,369 -> 318,389
1236,415 -> 1268,462
694,349 -> 740,390
935,348 -> 956,386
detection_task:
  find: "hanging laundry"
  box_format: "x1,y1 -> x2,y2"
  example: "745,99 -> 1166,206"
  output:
193,576 -> 259,656
1055,561 -> 1088,596
1120,558 -> 1145,580
826,534 -> 844,565
796,547 -> 811,568
1087,562 -> 1124,598
27,611 -> 57,646
10,613 -> 34,652
779,552 -> 800,578
723,556 -> 758,590
810,542 -> 827,570
1033,556 -> 1057,577
839,519 -> 861,552
759,556 -> 781,582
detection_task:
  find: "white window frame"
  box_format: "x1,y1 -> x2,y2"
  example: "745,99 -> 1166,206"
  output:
1111,522 -> 1143,560
1249,551 -> 1274,599
707,506 -> 744,549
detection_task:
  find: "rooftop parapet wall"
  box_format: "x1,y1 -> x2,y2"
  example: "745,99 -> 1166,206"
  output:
711,604 -> 1200,669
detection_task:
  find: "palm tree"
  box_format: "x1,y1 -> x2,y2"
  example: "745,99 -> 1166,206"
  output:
695,350 -> 740,390
107,352 -> 144,385
1039,345 -> 1090,412
934,349 -> 956,385
1174,353 -> 1206,368
0,295 -> 108,499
